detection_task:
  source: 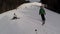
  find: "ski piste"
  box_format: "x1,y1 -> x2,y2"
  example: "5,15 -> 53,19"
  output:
0,2 -> 60,34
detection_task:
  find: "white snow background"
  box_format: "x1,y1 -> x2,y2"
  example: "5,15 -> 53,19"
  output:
0,2 -> 60,34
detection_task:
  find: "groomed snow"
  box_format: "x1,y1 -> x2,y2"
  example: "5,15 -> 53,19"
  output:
0,2 -> 60,34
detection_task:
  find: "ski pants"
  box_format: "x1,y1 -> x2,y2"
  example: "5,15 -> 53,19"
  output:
41,14 -> 45,21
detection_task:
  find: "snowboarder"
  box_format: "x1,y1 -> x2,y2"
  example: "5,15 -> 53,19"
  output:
39,4 -> 46,25
11,13 -> 20,20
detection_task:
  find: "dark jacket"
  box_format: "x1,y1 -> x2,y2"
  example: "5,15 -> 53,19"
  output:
39,8 -> 46,15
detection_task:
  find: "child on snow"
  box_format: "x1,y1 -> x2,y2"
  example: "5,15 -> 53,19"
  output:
12,13 -> 20,20
39,4 -> 46,25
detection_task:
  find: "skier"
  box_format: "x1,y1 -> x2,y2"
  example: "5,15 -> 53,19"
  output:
39,4 -> 46,25
12,13 -> 20,20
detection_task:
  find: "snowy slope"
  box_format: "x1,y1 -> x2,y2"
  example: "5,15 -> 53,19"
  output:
30,0 -> 40,2
0,2 -> 60,34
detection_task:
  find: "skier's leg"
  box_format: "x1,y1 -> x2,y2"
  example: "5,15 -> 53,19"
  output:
42,20 -> 45,25
41,14 -> 45,25
11,17 -> 17,20
41,14 -> 43,21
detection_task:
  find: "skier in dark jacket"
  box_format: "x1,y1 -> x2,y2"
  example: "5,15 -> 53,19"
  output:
39,5 -> 46,25
12,13 -> 20,20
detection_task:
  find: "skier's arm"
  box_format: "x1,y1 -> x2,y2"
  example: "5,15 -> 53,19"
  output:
43,9 -> 46,15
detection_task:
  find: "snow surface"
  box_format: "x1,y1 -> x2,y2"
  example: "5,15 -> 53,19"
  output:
30,0 -> 40,2
0,2 -> 60,34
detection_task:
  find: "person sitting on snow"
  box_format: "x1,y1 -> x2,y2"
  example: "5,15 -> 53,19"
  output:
12,13 -> 20,20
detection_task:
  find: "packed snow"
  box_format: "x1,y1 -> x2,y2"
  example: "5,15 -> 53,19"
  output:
0,2 -> 60,34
